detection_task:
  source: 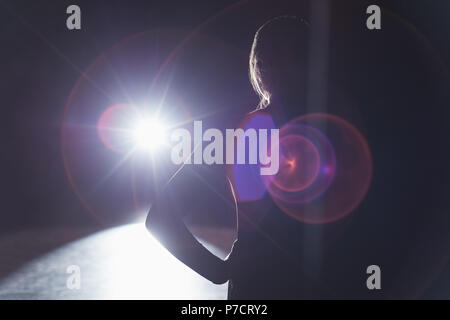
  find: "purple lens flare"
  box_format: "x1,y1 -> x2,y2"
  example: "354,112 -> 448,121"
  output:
266,113 -> 373,224
229,111 -> 373,225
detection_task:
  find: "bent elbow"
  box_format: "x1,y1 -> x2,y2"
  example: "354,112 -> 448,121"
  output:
145,206 -> 162,234
145,205 -> 173,245
145,210 -> 153,231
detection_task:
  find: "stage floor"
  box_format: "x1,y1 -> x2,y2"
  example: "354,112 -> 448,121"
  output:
0,224 -> 233,299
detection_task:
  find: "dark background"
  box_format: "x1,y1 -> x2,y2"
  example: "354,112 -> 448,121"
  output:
2,0 -> 450,298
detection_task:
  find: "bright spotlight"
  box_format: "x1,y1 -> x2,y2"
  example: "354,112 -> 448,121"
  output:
132,117 -> 167,151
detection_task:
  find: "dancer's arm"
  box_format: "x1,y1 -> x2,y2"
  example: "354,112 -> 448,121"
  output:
146,166 -> 236,284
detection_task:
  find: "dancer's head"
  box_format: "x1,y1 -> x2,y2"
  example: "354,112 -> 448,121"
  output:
249,16 -> 310,109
